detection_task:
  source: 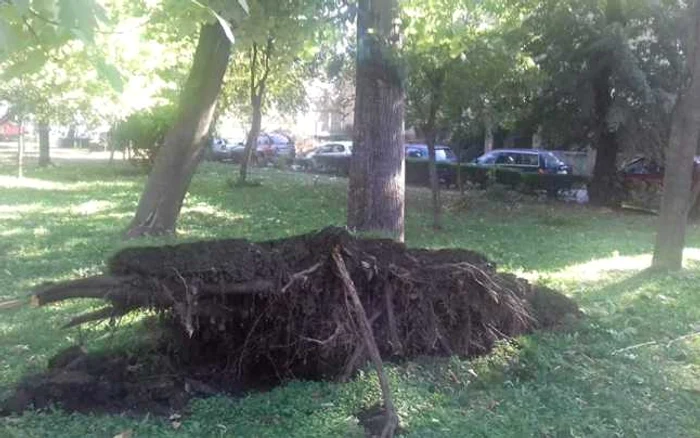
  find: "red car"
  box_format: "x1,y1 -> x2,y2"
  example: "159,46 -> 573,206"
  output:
620,156 -> 700,213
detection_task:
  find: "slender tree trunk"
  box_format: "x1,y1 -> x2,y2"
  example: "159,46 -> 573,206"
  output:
126,23 -> 231,238
484,115 -> 494,153
426,129 -> 442,230
239,93 -> 264,184
238,40 -> 271,184
532,125 -> 543,149
17,118 -> 24,178
65,125 -> 75,148
652,0 -> 700,271
347,0 -> 405,241
38,122 -> 51,167
587,63 -> 620,207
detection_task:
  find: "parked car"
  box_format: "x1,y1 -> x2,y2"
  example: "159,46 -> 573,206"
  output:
299,141 -> 353,171
473,149 -> 572,174
620,155 -> 700,214
208,138 -> 242,161
405,144 -> 458,163
256,132 -> 295,164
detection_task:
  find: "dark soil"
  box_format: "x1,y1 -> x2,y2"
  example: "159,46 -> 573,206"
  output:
2,227 -> 580,417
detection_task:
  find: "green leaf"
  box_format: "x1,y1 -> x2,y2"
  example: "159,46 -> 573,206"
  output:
2,51 -> 48,78
95,58 -> 124,92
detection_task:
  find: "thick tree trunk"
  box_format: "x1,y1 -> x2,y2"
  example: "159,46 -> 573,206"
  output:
239,93 -> 263,184
652,0 -> 700,271
587,63 -> 620,207
588,130 -> 619,206
126,24 -> 231,238
347,0 -> 405,241
38,122 -> 51,167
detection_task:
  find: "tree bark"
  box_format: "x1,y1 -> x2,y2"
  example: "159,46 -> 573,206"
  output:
125,23 -> 231,238
483,113 -> 494,153
38,122 -> 51,167
587,62 -> 620,207
652,0 -> 700,271
239,94 -> 263,183
347,0 -> 405,241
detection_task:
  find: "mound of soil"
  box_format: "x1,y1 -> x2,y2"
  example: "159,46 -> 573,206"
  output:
2,227 -> 579,417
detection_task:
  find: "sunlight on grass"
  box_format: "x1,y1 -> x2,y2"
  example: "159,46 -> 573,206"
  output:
2,159 -> 700,437
524,248 -> 700,284
181,201 -> 250,221
0,175 -> 138,192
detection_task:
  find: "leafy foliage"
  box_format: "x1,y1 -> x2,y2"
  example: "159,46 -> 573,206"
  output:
524,0 -> 686,158
403,0 -> 541,151
111,105 -> 177,168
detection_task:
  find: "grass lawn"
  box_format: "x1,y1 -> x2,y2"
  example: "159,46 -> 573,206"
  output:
2,150 -> 700,437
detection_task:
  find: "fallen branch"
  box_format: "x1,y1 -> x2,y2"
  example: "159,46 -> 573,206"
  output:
332,247 -> 399,438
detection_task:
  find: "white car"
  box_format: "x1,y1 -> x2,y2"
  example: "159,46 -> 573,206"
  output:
303,141 -> 353,171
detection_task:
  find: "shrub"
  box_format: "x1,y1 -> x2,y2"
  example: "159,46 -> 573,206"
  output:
112,105 -> 177,169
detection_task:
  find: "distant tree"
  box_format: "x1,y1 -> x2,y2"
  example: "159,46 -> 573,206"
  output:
347,0 -> 406,241
525,0 -> 678,206
404,0 -> 537,229
652,0 -> 700,271
219,0 -> 338,184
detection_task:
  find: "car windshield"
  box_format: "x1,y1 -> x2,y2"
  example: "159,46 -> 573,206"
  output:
543,152 -> 564,168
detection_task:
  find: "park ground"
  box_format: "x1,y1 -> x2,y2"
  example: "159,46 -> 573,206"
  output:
1,146 -> 700,437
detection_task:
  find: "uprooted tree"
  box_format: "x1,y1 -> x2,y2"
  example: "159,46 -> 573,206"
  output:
3,228 -> 578,435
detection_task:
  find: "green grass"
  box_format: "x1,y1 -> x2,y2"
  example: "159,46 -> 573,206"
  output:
2,155 -> 700,437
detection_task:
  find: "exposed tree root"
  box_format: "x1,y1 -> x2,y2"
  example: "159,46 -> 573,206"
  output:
4,227 -> 580,421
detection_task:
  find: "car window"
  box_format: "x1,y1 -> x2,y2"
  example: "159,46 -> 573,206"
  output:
269,133 -> 289,144
435,148 -> 455,161
477,152 -> 497,164
542,153 -> 562,168
495,153 -> 515,165
335,144 -> 346,153
318,145 -> 334,154
517,153 -> 540,166
407,148 -> 426,158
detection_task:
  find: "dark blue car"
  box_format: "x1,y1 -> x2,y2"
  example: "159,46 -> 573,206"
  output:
474,149 -> 572,174
405,144 -> 458,162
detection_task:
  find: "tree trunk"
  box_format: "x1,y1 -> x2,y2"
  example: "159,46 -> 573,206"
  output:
652,0 -> 700,271
238,41 -> 271,185
587,62 -> 620,207
347,0 -> 405,241
125,23 -> 231,238
38,122 -> 51,167
17,118 -> 24,178
483,114 -> 494,153
426,132 -> 442,230
532,125 -> 543,149
239,93 -> 264,184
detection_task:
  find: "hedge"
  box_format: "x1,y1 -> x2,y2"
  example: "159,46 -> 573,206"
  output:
297,156 -> 589,197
